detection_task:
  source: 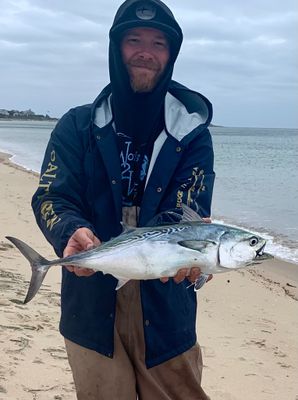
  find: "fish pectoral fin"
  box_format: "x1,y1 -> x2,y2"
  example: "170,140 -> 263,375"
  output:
178,240 -> 217,253
115,278 -> 130,290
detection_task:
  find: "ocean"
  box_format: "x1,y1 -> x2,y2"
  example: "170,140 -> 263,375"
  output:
0,120 -> 297,264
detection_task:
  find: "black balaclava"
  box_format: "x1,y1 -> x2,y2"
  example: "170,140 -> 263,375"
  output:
109,0 -> 183,145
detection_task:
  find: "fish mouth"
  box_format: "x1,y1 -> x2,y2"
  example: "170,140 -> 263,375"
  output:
256,243 -> 266,256
256,243 -> 273,260
246,244 -> 274,267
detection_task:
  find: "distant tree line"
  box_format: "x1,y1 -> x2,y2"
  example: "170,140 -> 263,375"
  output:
0,108 -> 58,121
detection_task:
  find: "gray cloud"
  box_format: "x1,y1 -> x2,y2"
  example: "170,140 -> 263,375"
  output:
0,0 -> 297,127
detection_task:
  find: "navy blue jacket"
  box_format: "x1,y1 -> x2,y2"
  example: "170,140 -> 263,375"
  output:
32,81 -> 215,368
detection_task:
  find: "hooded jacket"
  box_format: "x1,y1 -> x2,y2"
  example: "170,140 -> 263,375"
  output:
31,0 -> 215,368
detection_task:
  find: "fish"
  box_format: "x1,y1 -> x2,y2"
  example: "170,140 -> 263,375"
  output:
6,205 -> 272,303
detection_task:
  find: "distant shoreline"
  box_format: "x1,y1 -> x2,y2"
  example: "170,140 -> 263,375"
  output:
1,118 -> 222,126
0,117 -> 58,122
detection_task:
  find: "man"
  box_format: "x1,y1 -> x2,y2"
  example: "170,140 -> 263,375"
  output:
32,0 -> 215,398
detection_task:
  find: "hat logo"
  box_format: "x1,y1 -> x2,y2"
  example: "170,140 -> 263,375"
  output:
135,3 -> 156,20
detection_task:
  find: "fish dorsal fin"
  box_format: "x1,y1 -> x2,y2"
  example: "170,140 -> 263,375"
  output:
146,204 -> 204,226
181,204 -> 203,222
178,240 -> 217,253
145,209 -> 183,227
145,204 -> 203,227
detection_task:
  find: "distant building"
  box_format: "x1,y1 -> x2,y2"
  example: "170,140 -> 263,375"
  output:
23,109 -> 35,116
0,109 -> 9,117
12,111 -> 23,117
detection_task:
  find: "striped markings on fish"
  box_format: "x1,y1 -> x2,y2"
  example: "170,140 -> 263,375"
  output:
6,205 -> 272,303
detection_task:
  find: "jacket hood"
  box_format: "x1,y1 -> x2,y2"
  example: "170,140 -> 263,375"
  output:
93,81 -> 213,144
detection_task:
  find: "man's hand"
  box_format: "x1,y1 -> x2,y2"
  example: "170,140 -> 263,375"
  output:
63,227 -> 101,277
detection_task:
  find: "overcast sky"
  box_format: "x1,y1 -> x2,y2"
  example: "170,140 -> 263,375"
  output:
1,0 -> 297,128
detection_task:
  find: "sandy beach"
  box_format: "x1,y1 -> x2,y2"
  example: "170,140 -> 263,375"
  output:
0,151 -> 297,400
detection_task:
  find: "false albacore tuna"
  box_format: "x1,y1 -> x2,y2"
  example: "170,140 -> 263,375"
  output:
6,206 -> 272,304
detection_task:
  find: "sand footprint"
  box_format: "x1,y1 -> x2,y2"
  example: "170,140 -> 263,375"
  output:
43,346 -> 68,360
0,242 -> 13,251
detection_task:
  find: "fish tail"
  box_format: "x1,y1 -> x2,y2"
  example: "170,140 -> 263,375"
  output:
6,236 -> 51,304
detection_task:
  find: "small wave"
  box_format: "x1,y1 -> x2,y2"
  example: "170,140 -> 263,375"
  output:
9,154 -> 40,173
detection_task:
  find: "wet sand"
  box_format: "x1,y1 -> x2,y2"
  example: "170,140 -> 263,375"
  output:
0,151 -> 297,399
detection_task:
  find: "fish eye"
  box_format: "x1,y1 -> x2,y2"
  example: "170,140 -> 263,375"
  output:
249,236 -> 259,246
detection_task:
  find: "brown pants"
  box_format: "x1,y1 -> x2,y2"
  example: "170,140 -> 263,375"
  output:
65,281 -> 210,400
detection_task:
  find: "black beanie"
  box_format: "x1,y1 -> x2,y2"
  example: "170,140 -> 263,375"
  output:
110,0 -> 183,62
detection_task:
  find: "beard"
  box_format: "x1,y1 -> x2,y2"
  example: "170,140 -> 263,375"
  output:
129,69 -> 161,92
126,59 -> 164,93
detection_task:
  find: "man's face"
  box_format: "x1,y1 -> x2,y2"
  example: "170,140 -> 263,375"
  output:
121,27 -> 170,93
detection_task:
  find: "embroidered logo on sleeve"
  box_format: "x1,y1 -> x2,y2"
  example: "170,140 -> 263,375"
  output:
37,150 -> 61,230
38,150 -> 58,194
40,201 -> 61,231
